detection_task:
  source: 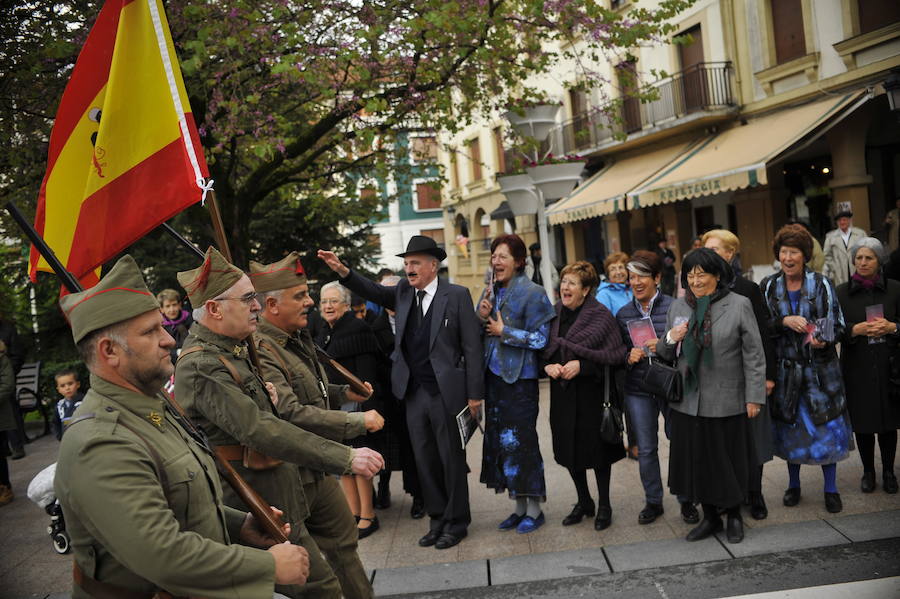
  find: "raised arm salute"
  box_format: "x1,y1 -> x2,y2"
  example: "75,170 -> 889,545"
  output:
318,237 -> 484,550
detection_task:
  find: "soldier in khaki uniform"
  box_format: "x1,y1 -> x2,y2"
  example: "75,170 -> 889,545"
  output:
54,255 -> 309,599
250,252 -> 383,599
175,248 -> 384,599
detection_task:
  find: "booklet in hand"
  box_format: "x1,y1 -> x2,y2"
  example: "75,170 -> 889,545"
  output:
627,317 -> 657,354
866,304 -> 885,344
456,404 -> 484,450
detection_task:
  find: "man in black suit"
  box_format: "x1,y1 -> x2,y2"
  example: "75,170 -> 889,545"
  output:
318,237 -> 484,550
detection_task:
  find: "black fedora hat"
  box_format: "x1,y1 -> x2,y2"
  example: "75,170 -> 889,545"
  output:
396,235 -> 447,261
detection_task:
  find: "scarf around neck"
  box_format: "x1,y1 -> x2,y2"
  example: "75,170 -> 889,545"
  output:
682,286 -> 729,392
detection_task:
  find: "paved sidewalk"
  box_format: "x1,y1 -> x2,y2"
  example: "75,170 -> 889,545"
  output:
1,380 -> 898,598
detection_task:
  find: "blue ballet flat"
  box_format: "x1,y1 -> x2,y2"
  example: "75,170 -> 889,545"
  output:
498,513 -> 524,530
516,512 -> 545,534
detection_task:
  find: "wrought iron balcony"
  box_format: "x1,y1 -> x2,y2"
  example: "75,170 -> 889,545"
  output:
552,62 -> 735,154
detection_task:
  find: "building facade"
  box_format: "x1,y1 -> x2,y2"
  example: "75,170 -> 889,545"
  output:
440,0 -> 900,295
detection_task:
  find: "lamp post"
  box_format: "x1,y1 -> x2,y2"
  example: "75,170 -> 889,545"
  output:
498,104 -> 584,300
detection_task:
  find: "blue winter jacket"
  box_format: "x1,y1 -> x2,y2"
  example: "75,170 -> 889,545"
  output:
596,282 -> 633,317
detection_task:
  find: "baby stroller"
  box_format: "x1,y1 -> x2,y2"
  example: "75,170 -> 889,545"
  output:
27,462 -> 71,554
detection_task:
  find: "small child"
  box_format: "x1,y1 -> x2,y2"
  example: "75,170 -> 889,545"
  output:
53,369 -> 84,441
158,288 -> 192,362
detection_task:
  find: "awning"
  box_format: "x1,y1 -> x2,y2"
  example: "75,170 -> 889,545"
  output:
490,201 -> 514,220
628,90 -> 871,209
546,139 -> 702,225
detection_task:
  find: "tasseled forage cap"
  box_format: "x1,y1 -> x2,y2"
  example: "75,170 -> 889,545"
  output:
176,247 -> 244,306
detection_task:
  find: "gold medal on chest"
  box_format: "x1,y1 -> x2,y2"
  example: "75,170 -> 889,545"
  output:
148,411 -> 163,428
233,345 -> 245,358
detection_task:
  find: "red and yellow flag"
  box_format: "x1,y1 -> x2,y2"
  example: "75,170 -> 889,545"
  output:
30,0 -> 208,285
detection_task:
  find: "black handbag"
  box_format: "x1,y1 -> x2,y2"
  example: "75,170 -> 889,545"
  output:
599,366 -> 624,445
639,355 -> 683,403
771,358 -> 803,423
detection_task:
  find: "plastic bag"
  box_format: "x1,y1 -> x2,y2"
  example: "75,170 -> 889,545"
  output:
27,463 -> 57,508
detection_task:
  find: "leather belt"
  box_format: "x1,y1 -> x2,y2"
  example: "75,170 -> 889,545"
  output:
214,444 -> 244,462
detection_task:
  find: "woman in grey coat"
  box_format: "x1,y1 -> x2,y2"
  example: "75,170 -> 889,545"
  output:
659,249 -> 766,544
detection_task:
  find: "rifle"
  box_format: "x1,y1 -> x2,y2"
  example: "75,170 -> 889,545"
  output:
6,201 -> 289,543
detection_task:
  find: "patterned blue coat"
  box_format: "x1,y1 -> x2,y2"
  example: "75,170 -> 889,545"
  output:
478,273 -> 556,383
761,269 -> 847,425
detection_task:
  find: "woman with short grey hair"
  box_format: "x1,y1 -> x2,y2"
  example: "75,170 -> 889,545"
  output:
836,237 -> 900,495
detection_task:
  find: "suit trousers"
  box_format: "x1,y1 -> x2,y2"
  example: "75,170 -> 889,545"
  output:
405,385 -> 471,537
303,475 -> 373,599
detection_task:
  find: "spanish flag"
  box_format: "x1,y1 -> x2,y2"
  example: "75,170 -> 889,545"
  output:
29,0 -> 208,285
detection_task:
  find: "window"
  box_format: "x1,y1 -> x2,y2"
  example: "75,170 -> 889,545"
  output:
415,181 -> 442,210
771,0 -> 806,64
467,137 -> 482,182
360,187 -> 377,202
419,228 -> 445,247
493,127 -> 506,174
858,0 -> 900,35
411,136 -> 438,163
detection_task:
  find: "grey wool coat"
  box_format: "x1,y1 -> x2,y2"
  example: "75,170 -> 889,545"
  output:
658,292 -> 766,418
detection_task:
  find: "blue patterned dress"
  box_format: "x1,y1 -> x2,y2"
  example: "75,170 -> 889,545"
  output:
762,271 -> 853,465
479,274 -> 555,499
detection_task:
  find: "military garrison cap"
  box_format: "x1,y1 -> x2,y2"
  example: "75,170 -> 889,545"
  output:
177,247 -> 244,306
59,255 -> 159,343
249,252 -> 307,293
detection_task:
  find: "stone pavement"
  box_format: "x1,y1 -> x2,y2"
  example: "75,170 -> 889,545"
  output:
1,380 -> 898,598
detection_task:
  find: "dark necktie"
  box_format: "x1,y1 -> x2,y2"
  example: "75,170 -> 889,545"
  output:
416,289 -> 426,328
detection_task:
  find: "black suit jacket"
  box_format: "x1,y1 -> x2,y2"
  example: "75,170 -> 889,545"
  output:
341,271 -> 484,413
733,276 -> 776,382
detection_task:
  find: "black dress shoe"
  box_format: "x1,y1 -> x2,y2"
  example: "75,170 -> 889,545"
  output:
726,515 -> 744,543
562,503 -> 595,526
884,472 -> 899,494
10,447 -> 25,460
686,517 -> 723,542
638,502 -> 664,525
824,492 -> 842,513
680,502 -> 700,524
860,472 -> 876,493
435,531 -> 466,549
410,496 -> 425,519
418,530 -> 441,547
749,493 -> 768,520
783,487 -> 801,507
374,487 -> 391,509
358,516 -> 379,539
594,506 -> 612,531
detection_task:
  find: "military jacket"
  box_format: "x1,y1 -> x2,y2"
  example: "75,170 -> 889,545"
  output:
55,375 -> 274,599
175,323 -> 353,529
255,317 -> 366,484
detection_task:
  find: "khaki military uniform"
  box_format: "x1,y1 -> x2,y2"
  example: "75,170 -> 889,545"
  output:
55,375 -> 275,599
256,316 -> 373,599
175,322 -> 354,599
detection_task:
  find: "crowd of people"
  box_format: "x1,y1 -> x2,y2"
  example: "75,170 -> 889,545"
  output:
1,212 -> 898,598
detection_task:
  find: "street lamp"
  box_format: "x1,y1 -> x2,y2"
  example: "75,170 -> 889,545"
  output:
497,104 -> 584,300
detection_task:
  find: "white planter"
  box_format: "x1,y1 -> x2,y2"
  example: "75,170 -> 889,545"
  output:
525,162 -> 585,200
497,174 -> 539,216
503,104 -> 562,142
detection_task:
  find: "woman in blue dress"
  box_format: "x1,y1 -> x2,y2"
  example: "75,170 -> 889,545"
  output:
761,224 -> 853,514
476,234 -> 556,534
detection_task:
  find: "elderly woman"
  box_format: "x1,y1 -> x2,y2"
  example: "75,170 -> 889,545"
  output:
543,261 -> 626,530
836,237 -> 900,494
616,250 -> 698,526
315,281 -> 384,538
702,229 -> 776,520
596,252 -> 633,317
476,234 -> 556,534
659,249 -> 765,544
761,224 -> 853,514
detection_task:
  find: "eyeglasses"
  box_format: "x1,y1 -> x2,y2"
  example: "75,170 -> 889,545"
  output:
215,291 -> 258,305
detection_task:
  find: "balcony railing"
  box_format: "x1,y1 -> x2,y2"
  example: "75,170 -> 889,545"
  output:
552,62 -> 735,154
